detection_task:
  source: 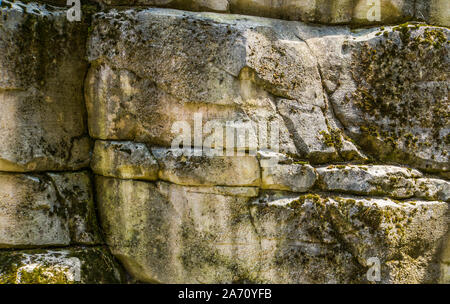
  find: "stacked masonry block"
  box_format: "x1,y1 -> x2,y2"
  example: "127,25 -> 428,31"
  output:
0,2 -> 125,283
0,1 -> 448,283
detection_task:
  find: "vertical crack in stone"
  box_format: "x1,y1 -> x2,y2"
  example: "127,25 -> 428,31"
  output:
246,202 -> 263,277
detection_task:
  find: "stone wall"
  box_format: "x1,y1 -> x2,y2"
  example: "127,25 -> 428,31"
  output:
0,2 -> 125,283
0,0 -> 448,283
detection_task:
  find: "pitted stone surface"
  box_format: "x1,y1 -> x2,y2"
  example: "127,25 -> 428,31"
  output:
152,147 -> 261,187
305,24 -> 449,173
0,171 -> 102,248
96,176 -> 449,283
90,0 -> 449,27
0,2 -> 448,284
91,140 -> 159,181
261,163 -> 317,192
0,2 -> 90,172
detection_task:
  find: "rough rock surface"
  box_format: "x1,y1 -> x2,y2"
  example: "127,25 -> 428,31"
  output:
96,177 -> 261,283
91,140 -> 159,181
96,176 -> 448,283
85,7 -> 449,284
152,147 -> 261,186
317,165 -> 450,201
92,0 -> 450,27
85,8 -> 363,163
0,2 -> 448,284
0,247 -> 126,284
0,2 -> 91,172
317,165 -> 417,198
250,193 -> 448,284
305,24 -> 449,174
261,163 -> 317,192
0,171 -> 102,248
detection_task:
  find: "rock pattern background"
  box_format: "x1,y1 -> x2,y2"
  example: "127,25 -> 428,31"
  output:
0,0 -> 448,283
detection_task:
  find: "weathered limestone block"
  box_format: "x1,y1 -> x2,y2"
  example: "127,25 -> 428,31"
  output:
276,99 -> 339,163
0,171 -> 101,248
317,165 -> 422,198
91,140 -> 159,181
96,175 -> 449,283
0,247 -> 126,284
96,176 -> 261,283
415,178 -> 450,202
261,163 -> 317,192
86,8 -> 365,162
0,2 -> 90,172
91,0 -> 447,26
151,147 -> 260,186
317,165 -> 450,201
86,10 -> 305,145
305,24 -> 449,173
46,172 -> 103,245
250,193 -> 448,283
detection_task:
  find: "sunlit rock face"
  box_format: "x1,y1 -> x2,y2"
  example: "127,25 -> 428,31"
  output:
0,171 -> 102,248
87,8 -> 448,173
0,2 -> 448,284
0,2 -> 124,284
0,2 -> 91,172
86,8 -> 449,283
305,24 -> 449,174
96,176 -> 448,283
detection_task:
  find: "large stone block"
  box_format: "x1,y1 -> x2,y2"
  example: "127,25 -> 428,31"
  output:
151,147 -> 261,186
0,171 -> 102,248
91,0 -> 448,26
0,2 -> 90,172
91,140 -> 159,181
96,175 -> 448,283
261,163 -> 317,192
96,176 -> 260,283
0,247 -> 126,284
305,24 -> 449,174
317,165 -> 422,198
249,193 -> 448,283
86,8 -> 365,162
87,9 -> 323,146
317,165 -> 450,201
